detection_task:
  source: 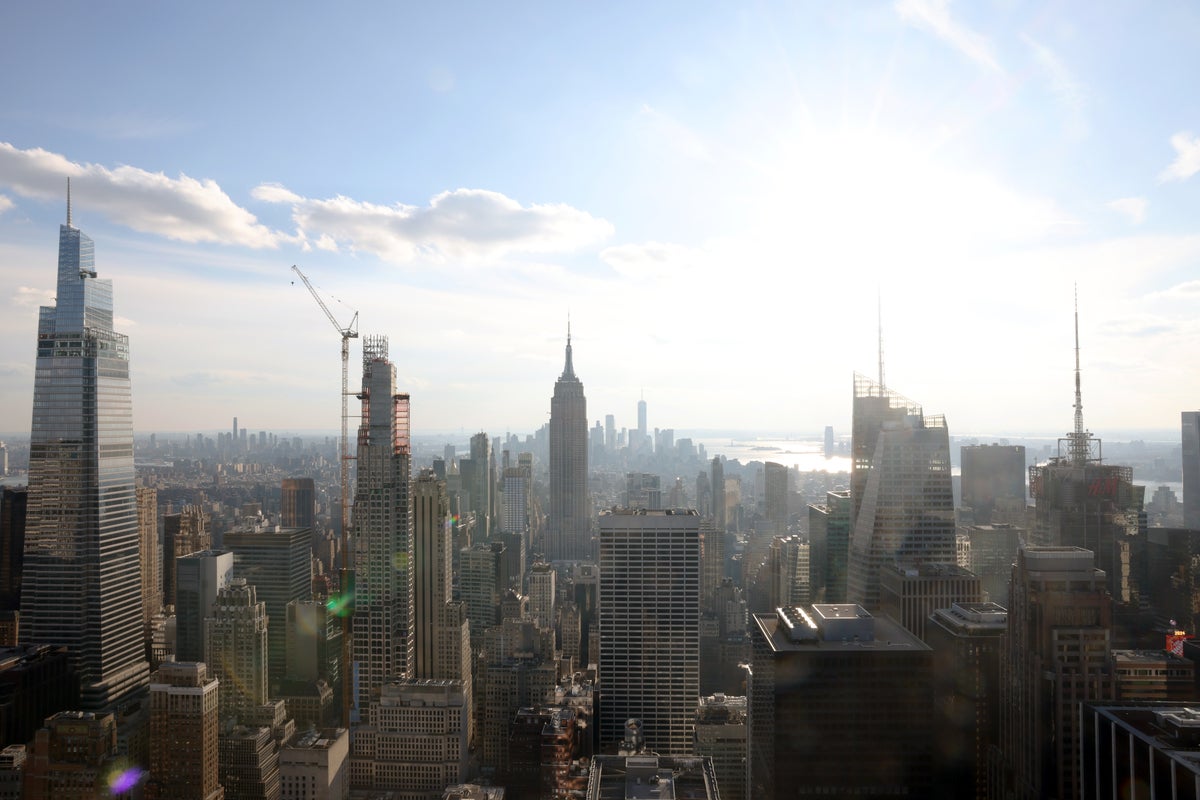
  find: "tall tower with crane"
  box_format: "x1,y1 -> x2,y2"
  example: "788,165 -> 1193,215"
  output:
292,264 -> 358,727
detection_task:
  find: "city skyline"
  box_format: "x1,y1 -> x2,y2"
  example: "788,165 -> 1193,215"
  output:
3,4 -> 1200,438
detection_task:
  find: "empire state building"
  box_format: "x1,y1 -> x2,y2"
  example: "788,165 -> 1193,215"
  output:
548,326 -> 588,561
21,191 -> 150,710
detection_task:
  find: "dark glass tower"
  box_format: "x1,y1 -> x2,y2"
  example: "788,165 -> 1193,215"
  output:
21,196 -> 150,710
548,325 -> 588,561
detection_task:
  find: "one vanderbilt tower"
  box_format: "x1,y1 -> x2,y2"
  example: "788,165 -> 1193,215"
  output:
21,185 -> 150,710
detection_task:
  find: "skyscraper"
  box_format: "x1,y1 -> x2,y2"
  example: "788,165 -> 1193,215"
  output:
598,508 -> 700,754
997,546 -> 1114,800
175,549 -> 234,663
1183,412 -> 1200,528
1028,305 -> 1144,611
412,470 -> 451,680
205,577 -> 269,720
351,336 -> 414,711
847,374 -> 955,611
20,195 -> 149,710
280,477 -> 315,529
146,662 -> 223,800
548,326 -> 588,562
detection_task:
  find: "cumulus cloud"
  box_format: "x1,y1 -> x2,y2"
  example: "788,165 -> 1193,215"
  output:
895,0 -> 1001,72
0,195 -> 12,214
1160,132 -> 1200,182
258,186 -> 614,264
1107,196 -> 1147,224
0,142 -> 283,247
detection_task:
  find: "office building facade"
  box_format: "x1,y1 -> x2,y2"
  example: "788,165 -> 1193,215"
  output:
598,509 -> 700,754
20,204 -> 149,711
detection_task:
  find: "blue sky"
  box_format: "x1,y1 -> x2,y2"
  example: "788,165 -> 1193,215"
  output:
1,1 -> 1199,438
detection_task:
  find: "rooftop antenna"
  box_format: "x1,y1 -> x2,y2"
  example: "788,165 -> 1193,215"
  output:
66,177 -> 72,227
877,292 -> 886,391
1069,285 -> 1089,465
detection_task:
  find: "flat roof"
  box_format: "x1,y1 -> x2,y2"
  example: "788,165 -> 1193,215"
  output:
753,611 -> 929,654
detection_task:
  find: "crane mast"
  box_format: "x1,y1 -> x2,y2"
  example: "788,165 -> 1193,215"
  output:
292,264 -> 358,727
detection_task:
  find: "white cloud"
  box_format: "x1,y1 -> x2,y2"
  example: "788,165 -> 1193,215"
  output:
1107,196 -> 1147,224
1159,132 -> 1200,182
0,142 -> 283,248
895,0 -> 1001,73
257,186 -> 614,264
0,195 -> 12,214
251,183 -> 303,204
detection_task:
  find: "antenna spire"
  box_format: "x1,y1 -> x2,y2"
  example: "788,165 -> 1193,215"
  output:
877,292 -> 886,390
1070,285 -> 1088,465
66,177 -> 72,227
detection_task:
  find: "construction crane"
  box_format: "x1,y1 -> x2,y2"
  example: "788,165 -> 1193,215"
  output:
292,264 -> 358,727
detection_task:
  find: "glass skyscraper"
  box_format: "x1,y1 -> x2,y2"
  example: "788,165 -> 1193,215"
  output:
21,203 -> 150,710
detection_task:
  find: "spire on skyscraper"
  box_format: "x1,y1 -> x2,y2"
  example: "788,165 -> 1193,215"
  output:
561,317 -> 576,380
1068,286 -> 1093,466
877,292 -> 885,391
66,177 -> 72,228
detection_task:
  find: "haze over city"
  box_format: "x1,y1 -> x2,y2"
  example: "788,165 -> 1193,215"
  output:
2,2 -> 1200,437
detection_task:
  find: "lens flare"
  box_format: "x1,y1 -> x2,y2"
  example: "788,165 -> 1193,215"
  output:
326,591 -> 352,617
107,765 -> 145,794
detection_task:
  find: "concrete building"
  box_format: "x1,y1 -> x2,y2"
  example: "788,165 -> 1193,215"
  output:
164,505 -> 213,608
0,744 -> 24,800
548,327 -> 589,562
147,662 -> 223,800
206,578 -> 269,720
413,470 -> 453,684
350,336 -> 413,712
176,549 -> 235,663
847,375 -> 955,611
527,562 -> 555,631
280,478 -> 315,530
750,604 -> 933,798
598,509 -> 700,755
461,542 -> 508,644
218,723 -> 280,800
996,546 -> 1114,800
0,644 -> 78,752
878,561 -> 984,642
585,752 -> 720,800
767,535 -> 809,609
764,462 -> 788,536
285,599 -> 341,690
926,601 -> 1006,800
959,523 -> 1023,607
279,727 -> 349,800
693,693 -> 747,800
23,711 -> 124,800
138,487 -> 161,634
1113,649 -> 1195,701
351,679 -> 468,798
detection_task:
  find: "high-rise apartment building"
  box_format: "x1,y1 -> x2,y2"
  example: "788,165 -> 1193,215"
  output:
461,542 -> 508,643
548,328 -> 588,562
767,535 -> 809,609
693,693 -> 748,800
352,336 -> 414,711
847,375 -> 955,611
598,509 -> 700,754
468,432 -> 494,538
20,200 -> 149,711
996,546 -> 1114,800
528,561 -> 556,630
500,466 -> 529,535
1184,412 -> 1200,529
711,457 -> 726,531
205,578 -> 269,720
175,549 -> 234,663
146,662 -> 223,800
